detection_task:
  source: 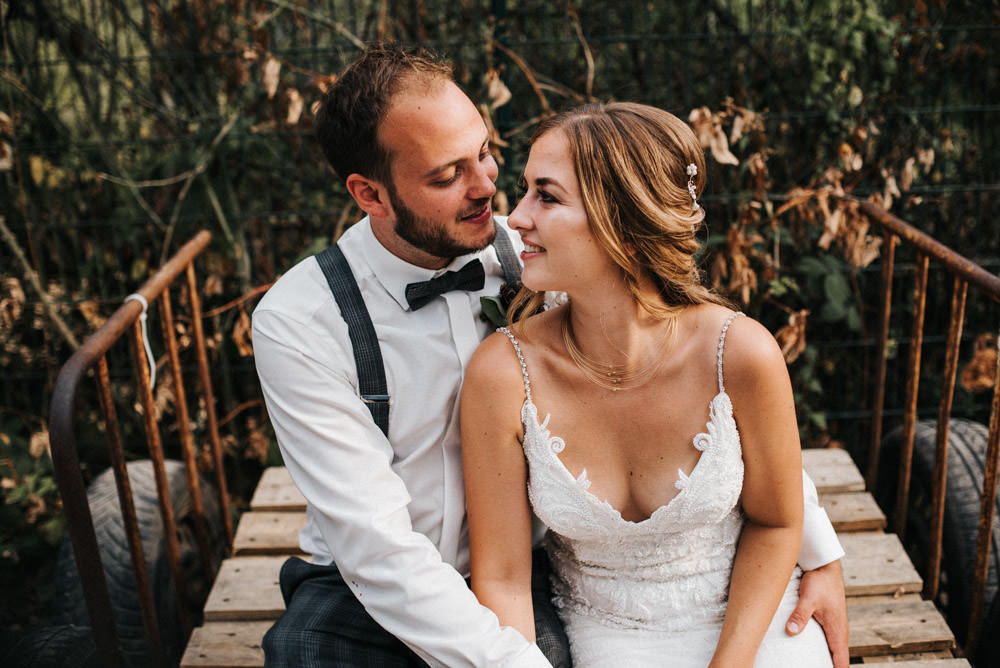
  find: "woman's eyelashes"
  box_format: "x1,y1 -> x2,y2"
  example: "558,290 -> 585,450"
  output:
516,179 -> 558,205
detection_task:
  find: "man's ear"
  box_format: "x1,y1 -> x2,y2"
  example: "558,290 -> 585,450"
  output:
346,173 -> 392,219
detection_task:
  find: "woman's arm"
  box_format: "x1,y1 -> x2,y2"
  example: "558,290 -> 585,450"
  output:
710,316 -> 806,668
461,332 -> 538,642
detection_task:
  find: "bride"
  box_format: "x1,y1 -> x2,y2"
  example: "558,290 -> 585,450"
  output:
460,102 -> 834,667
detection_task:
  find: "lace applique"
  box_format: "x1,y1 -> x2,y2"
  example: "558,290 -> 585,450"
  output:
501,315 -> 829,665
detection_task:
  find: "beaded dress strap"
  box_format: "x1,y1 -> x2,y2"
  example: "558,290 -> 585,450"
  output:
716,312 -> 744,393
499,327 -> 532,403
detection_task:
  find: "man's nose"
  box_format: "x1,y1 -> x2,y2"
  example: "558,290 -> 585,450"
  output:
469,156 -> 498,200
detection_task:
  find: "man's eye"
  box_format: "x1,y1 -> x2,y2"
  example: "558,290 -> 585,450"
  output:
433,172 -> 459,187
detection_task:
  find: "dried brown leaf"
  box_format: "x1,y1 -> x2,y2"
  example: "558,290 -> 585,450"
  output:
25,494 -> 46,524
917,148 -> 935,173
78,300 -> 106,330
960,333 -> 998,393
203,274 -> 224,298
263,56 -> 281,99
844,216 -> 882,269
817,206 -> 843,250
709,125 -> 739,166
244,417 -> 270,464
0,141 -> 12,171
484,68 -> 512,109
901,157 -> 916,191
774,309 -> 809,364
154,372 -> 175,418
232,308 -> 254,357
29,429 -> 50,460
285,89 -> 303,125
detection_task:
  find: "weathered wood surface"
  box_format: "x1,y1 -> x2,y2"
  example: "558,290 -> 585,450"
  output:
232,511 -> 306,556
248,467 -> 305,511
840,532 -> 924,596
803,447 -> 867,494
847,600 -> 955,657
202,556 -> 286,621
861,657 -> 970,665
182,449 -> 965,668
819,491 -> 887,532
181,621 -> 273,667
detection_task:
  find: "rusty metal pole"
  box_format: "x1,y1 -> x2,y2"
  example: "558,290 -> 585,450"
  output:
895,254 -> 929,540
866,233 -> 898,490
924,277 -> 968,602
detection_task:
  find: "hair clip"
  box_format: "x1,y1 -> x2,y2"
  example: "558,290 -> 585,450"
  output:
686,163 -> 699,210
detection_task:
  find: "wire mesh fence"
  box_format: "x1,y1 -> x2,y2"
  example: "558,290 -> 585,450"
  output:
1,0 -> 998,566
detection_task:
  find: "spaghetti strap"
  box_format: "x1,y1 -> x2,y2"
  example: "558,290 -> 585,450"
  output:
498,327 -> 533,403
716,312 -> 744,393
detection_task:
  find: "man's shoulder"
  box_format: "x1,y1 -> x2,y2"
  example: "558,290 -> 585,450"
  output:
255,255 -> 326,317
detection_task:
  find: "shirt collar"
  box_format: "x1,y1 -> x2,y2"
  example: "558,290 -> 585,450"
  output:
357,217 -> 491,312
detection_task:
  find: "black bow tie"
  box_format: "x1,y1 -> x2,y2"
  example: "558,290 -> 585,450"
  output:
404,259 -> 486,311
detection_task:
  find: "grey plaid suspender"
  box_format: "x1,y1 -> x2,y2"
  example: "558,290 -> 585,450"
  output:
315,219 -> 521,437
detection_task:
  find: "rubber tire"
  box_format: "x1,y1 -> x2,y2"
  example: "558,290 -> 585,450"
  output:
877,418 -> 1000,646
51,460 -> 227,668
974,590 -> 1000,667
0,625 -> 100,668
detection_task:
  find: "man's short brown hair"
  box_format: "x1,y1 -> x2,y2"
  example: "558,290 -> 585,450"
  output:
315,43 -> 454,185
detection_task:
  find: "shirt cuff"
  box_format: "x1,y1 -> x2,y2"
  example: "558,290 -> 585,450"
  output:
502,642 -> 553,667
798,504 -> 846,571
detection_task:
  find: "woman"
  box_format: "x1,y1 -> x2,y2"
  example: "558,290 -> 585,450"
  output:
460,102 -> 833,667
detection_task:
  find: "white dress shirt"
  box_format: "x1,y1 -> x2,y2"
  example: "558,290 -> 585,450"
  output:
252,217 -> 843,667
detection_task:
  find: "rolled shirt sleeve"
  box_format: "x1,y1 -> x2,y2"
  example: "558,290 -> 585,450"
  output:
798,470 -> 846,571
252,233 -> 549,667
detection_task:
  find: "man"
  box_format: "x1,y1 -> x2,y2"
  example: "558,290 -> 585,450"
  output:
253,43 -> 849,667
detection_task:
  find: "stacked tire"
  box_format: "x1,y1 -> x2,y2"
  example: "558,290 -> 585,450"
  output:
877,418 -> 999,663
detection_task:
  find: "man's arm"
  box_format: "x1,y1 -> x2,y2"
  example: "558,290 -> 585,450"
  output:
789,471 -> 849,668
253,302 -> 549,668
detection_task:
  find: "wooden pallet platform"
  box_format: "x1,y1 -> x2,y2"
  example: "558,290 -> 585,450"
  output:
182,450 -> 969,667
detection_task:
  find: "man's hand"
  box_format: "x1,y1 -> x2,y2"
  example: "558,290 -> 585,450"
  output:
786,560 -> 848,668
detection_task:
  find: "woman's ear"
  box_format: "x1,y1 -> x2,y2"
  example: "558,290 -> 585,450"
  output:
346,173 -> 392,219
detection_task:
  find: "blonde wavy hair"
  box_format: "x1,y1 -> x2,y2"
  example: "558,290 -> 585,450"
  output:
509,102 -> 730,323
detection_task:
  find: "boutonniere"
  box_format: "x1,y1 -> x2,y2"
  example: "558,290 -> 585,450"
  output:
480,281 -> 521,328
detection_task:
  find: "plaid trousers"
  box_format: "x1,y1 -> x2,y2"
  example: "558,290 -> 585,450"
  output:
262,549 -> 572,667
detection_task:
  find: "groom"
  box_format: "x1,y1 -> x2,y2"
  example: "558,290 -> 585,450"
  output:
253,43 -> 849,667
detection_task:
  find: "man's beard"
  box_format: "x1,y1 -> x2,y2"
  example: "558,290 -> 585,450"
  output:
387,184 -> 496,259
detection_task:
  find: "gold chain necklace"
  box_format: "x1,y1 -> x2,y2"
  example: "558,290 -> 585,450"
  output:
560,308 -> 666,392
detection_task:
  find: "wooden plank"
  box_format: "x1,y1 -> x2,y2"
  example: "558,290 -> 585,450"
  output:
249,467 -> 306,511
848,599 -> 954,657
203,556 -> 287,621
233,511 -> 306,556
848,593 -> 923,606
841,532 -> 923,596
819,491 -> 887,532
180,621 -> 270,667
803,448 -> 866,494
861,656 -> 969,665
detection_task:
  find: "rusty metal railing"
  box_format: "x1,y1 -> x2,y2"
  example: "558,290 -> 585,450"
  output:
858,199 -> 1000,657
48,231 -> 233,668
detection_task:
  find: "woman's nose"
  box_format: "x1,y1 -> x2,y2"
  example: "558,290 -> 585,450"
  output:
507,197 -> 530,230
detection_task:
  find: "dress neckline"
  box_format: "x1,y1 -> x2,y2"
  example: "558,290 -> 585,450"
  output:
499,311 -> 743,526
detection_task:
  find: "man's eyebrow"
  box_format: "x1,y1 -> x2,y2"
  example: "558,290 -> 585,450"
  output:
421,137 -> 491,180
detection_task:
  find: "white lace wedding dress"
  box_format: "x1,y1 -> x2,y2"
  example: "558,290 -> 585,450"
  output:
500,314 -> 832,667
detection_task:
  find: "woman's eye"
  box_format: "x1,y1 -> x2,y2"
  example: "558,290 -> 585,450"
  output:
538,189 -> 557,204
